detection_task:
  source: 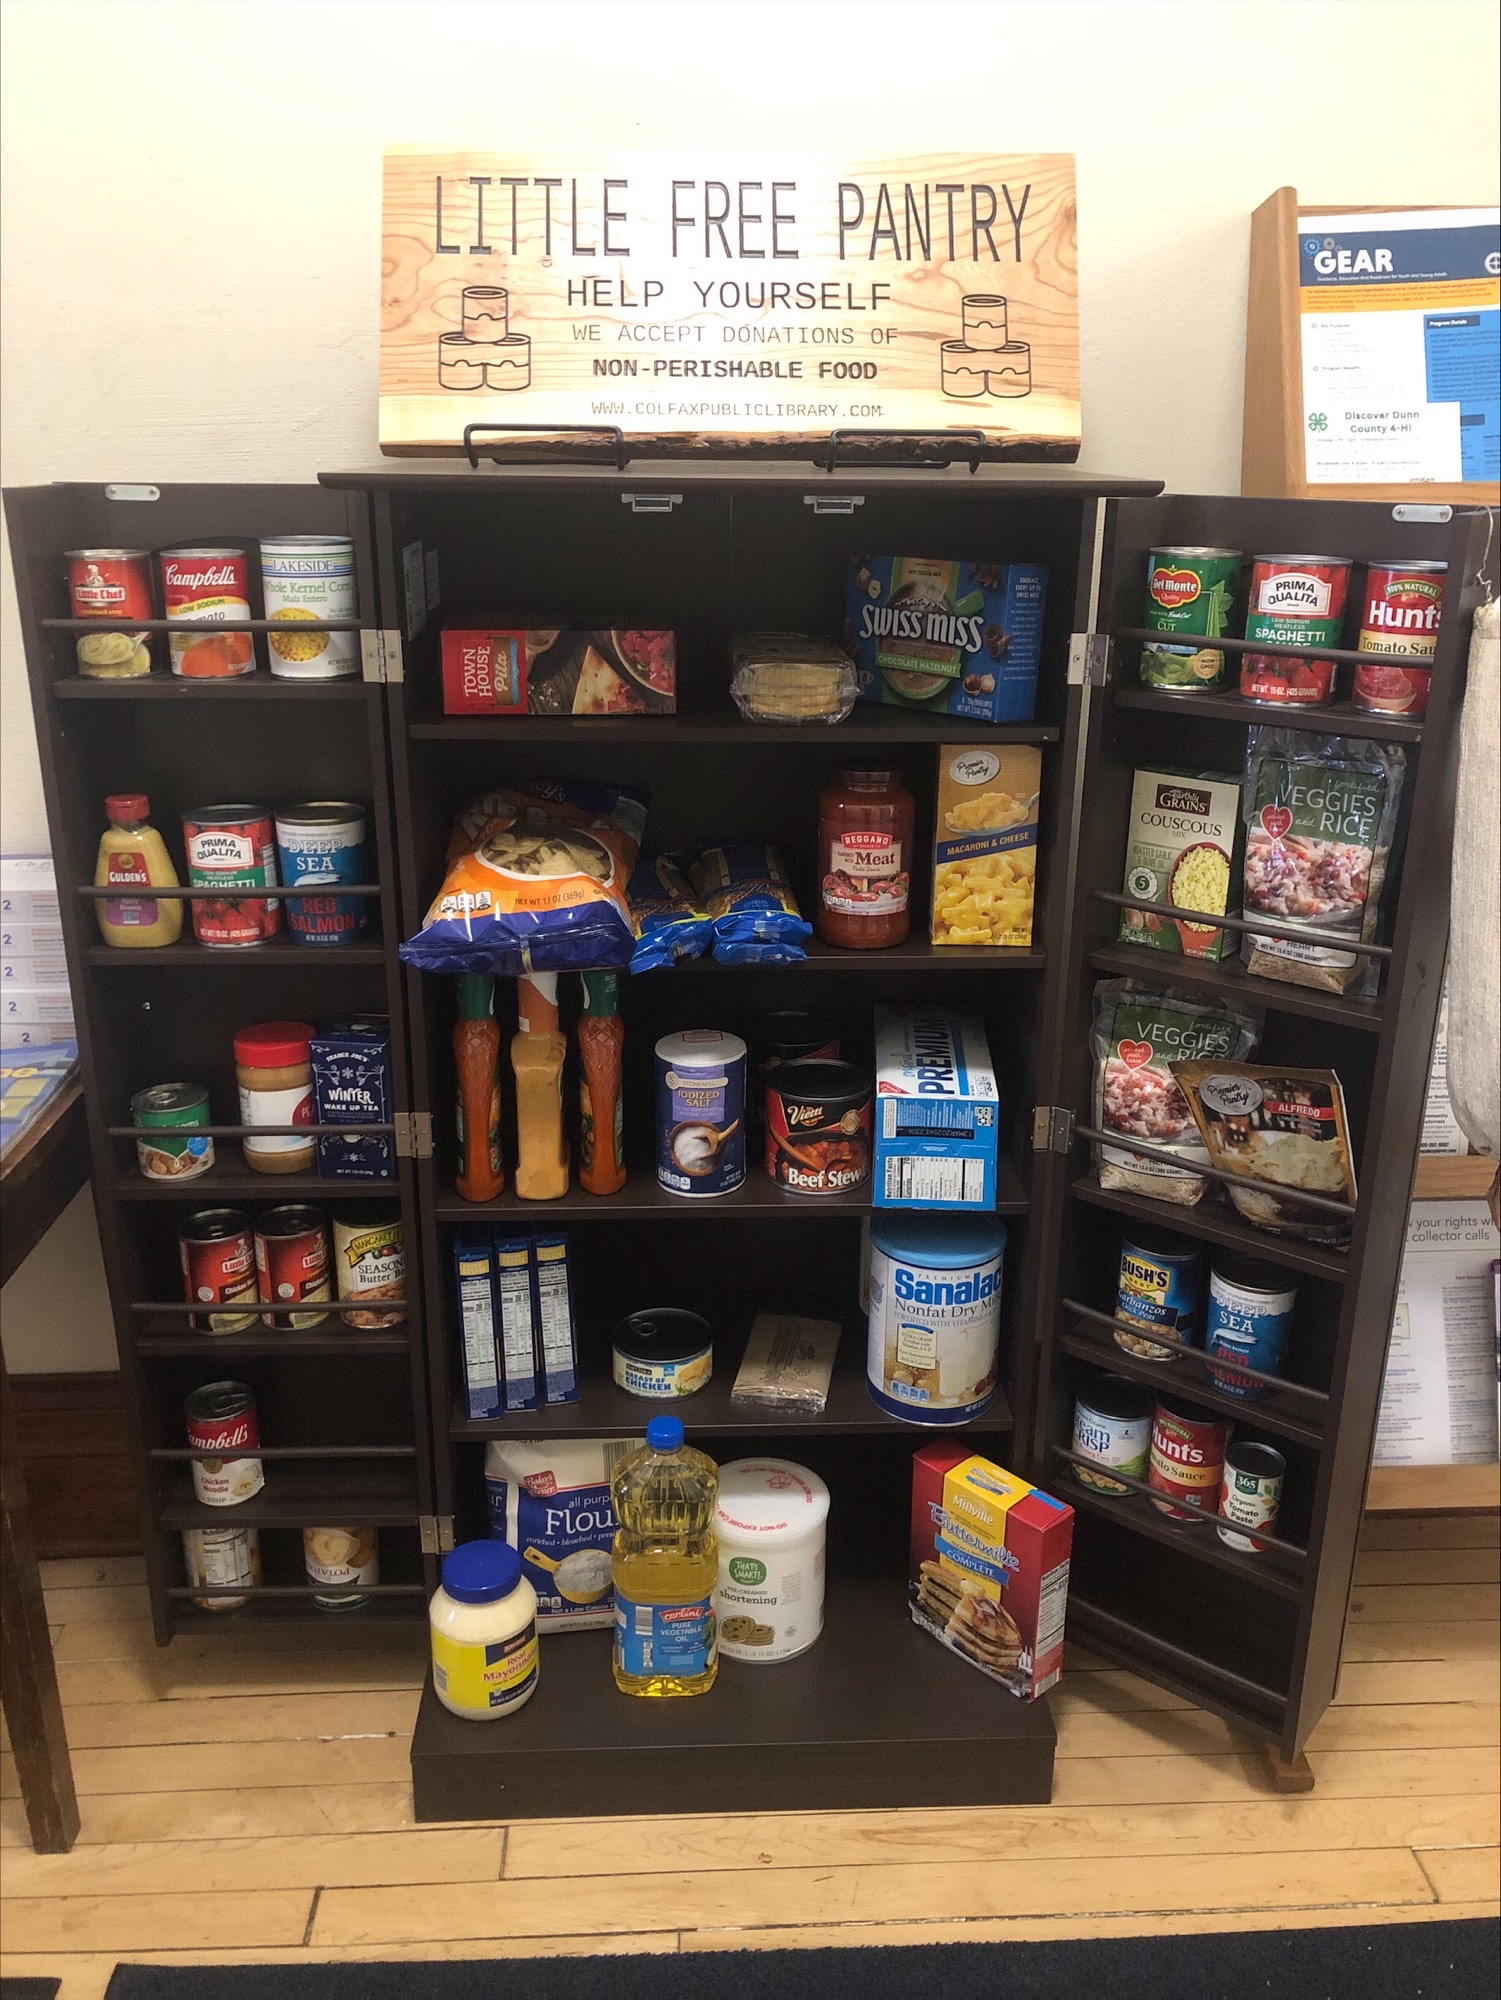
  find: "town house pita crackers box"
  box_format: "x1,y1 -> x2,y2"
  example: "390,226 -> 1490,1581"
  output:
909,1445 -> 1073,1701
931,742 -> 1042,947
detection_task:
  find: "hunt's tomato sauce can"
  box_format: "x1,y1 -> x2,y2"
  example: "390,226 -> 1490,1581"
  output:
1147,1399 -> 1227,1521
67,549 -> 154,678
1354,560 -> 1446,715
253,1205 -> 331,1330
183,805 -> 281,947
160,547 -> 255,677
184,1380 -> 264,1507
180,1208 -> 259,1333
1239,554 -> 1350,706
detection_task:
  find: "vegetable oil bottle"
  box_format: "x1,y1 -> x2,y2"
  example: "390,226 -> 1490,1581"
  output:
611,1416 -> 719,1697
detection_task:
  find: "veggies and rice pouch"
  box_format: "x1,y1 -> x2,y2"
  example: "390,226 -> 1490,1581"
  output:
691,842 -> 812,964
1090,978 -> 1260,1205
627,853 -> 713,971
1171,1059 -> 1356,1244
401,781 -> 647,976
1241,730 -> 1406,996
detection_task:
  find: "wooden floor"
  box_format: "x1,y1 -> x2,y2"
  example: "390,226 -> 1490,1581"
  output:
3,1513 -> 1497,1996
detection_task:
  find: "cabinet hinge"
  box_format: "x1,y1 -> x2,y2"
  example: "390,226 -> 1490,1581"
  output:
1032,1105 -> 1076,1153
1067,633 -> 1110,687
104,483 -> 159,502
621,492 -> 682,515
803,495 -> 865,516
361,630 -> 405,683
419,1515 -> 455,1555
393,1111 -> 434,1159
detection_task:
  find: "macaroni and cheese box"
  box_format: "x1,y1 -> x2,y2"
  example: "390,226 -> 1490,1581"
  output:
932,743 -> 1042,948
441,626 -> 676,716
1118,766 -> 1241,961
874,1006 -> 999,1210
909,1445 -> 1073,1702
844,557 -> 1047,724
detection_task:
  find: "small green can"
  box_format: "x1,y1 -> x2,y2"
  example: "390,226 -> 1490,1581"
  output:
132,1082 -> 214,1182
1141,547 -> 1241,690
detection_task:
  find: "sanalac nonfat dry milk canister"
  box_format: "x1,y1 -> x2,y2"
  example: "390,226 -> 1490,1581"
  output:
866,1212 -> 1005,1423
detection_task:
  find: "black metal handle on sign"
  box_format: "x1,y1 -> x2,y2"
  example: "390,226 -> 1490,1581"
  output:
823,429 -> 985,474
463,423 -> 628,470
1073,1123 -> 1357,1220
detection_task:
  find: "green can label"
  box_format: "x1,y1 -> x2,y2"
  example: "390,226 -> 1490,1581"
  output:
1141,549 -> 1240,690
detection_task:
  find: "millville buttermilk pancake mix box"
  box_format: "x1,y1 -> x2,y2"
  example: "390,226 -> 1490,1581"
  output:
844,557 -> 1047,723
910,1445 -> 1073,1701
874,1006 -> 998,1209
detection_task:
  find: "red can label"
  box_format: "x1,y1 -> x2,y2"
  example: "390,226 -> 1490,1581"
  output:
184,810 -> 281,948
1239,653 -> 1335,705
68,550 -> 154,677
161,548 -> 255,677
186,1403 -> 261,1456
1147,1406 -> 1227,1520
764,1075 -> 873,1195
1353,660 -> 1431,716
185,1394 -> 264,1507
180,1229 -> 258,1332
1358,563 -> 1444,660
254,1221 -> 331,1329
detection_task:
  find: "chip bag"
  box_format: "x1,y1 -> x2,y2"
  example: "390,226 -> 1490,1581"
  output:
691,842 -> 812,964
401,782 -> 647,976
627,854 -> 713,972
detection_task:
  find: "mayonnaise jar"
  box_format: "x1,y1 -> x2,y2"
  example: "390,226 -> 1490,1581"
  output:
429,1540 -> 540,1721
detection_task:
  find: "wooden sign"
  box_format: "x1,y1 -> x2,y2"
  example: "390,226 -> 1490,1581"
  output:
380,150 -> 1079,459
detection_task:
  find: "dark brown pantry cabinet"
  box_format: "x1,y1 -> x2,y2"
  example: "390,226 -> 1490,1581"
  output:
8,465 -> 1487,1823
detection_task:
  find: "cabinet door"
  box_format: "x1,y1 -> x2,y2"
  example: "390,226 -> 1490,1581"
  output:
1029,493 -> 1489,1755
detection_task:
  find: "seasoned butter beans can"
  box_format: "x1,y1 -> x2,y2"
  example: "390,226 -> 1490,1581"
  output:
1147,1400 -> 1227,1520
261,537 -> 358,680
1115,1230 -> 1202,1362
332,1206 -> 404,1327
1072,1377 -> 1154,1495
253,1205 -> 332,1330
185,1381 -> 264,1507
132,1082 -> 213,1182
1218,1440 -> 1285,1552
1141,548 -> 1240,690
1204,1257 -> 1297,1400
182,1525 -> 261,1612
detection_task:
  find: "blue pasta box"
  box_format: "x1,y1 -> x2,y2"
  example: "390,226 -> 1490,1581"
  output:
844,557 -> 1047,723
453,1232 -> 502,1421
311,1016 -> 394,1180
531,1233 -> 579,1405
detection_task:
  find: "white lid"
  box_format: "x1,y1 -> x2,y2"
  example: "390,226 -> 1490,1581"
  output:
715,1458 -> 830,1543
656,1029 -> 747,1068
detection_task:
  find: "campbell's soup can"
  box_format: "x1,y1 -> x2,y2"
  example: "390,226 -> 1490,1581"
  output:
182,1525 -> 261,1612
261,536 -> 358,680
274,803 -> 369,945
1218,1440 -> 1285,1552
1354,560 -> 1446,715
67,549 -> 154,678
161,547 -> 254,676
1239,554 -> 1350,707
1140,547 -> 1240,690
179,1208 -> 258,1333
1147,1399 -> 1227,1520
184,1380 -> 264,1507
253,1205 -> 331,1329
183,805 -> 282,947
1072,1376 -> 1154,1495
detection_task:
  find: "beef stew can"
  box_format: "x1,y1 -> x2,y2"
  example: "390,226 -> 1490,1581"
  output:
183,805 -> 282,948
748,1010 -> 840,1129
184,1381 -> 264,1506
764,1058 -> 872,1195
1147,1400 -> 1227,1520
253,1205 -> 332,1329
179,1208 -> 259,1333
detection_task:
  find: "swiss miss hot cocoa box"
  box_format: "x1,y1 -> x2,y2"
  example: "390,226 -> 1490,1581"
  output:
910,1445 -> 1073,1701
441,626 -> 675,716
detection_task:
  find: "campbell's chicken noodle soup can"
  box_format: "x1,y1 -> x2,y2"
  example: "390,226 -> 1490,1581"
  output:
332,1207 -> 404,1328
1147,1400 -> 1227,1520
160,546 -> 255,677
1354,560 -> 1446,716
183,805 -> 281,947
185,1381 -> 264,1507
179,1208 -> 259,1333
182,1525 -> 261,1611
260,536 -> 358,680
1239,554 -> 1350,708
67,549 -> 154,678
1218,1440 -> 1285,1552
253,1205 -> 331,1329
1140,547 -> 1240,690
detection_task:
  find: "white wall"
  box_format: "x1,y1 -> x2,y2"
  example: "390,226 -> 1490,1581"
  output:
2,0 -> 1497,1366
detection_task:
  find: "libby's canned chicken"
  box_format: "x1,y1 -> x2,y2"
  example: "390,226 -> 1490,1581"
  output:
655,1030 -> 747,1197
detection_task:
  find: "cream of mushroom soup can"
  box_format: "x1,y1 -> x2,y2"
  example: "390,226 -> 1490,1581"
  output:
1071,1376 -> 1155,1495
714,1458 -> 830,1662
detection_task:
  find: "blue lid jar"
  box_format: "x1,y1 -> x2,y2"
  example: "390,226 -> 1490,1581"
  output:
440,1539 -> 523,1605
869,1210 -> 1006,1266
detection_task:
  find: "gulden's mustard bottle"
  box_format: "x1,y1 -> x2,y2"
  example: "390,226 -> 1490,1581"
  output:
94,793 -> 183,948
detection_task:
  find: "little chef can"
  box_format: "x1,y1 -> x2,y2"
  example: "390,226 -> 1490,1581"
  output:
867,1211 -> 1004,1424
714,1458 -> 830,1663
1147,1400 -> 1227,1520
185,1381 -> 264,1507
275,804 -> 369,945
260,536 -> 358,680
655,1030 -> 747,1197
160,547 -> 255,677
1072,1377 -> 1155,1495
67,549 -> 154,678
1218,1440 -> 1285,1552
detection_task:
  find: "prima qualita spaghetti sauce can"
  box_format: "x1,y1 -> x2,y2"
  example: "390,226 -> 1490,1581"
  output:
1238,554 -> 1351,707
183,806 -> 282,948
1147,1399 -> 1227,1520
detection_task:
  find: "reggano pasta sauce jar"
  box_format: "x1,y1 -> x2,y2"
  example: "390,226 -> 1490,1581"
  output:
816,770 -> 914,950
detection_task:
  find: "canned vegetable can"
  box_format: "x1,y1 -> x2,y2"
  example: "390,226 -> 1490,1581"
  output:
132,1082 -> 214,1181
261,536 -> 358,680
1072,1376 -> 1155,1495
1115,1230 -> 1203,1362
1140,547 -> 1241,690
1218,1440 -> 1285,1551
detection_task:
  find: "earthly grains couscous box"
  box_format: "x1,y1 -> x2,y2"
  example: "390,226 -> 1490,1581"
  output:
931,743 -> 1042,948
1117,766 -> 1241,962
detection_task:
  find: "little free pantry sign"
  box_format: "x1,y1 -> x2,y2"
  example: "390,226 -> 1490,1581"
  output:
380,150 -> 1080,457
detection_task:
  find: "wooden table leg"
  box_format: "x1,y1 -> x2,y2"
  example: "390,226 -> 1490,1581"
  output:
1,1375 -> 81,1852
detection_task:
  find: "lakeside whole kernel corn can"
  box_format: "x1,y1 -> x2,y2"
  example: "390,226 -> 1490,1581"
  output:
260,536 -> 359,680
1140,548 -> 1241,690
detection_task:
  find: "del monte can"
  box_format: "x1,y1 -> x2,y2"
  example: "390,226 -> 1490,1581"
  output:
1140,547 -> 1241,691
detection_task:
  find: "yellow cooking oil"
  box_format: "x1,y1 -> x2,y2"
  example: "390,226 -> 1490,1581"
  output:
611,1416 -> 719,1698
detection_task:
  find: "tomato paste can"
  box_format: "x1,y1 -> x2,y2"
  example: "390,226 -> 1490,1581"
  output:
764,1058 -> 872,1195
184,1380 -> 264,1507
1072,1376 -> 1155,1495
179,1208 -> 259,1333
748,1010 -> 840,1130
1147,1399 -> 1228,1519
1115,1229 -> 1203,1362
1140,547 -> 1241,690
332,1206 -> 405,1328
274,803 -> 369,945
1218,1439 -> 1285,1552
183,805 -> 281,947
655,1030 -> 748,1197
253,1204 -> 332,1330
260,536 -> 358,680
160,547 -> 255,677
303,1527 -> 379,1610
1354,560 -> 1446,716
1240,553 -> 1350,706
183,1525 -> 261,1611
131,1081 -> 214,1182
1204,1256 -> 1298,1401
66,549 -> 154,678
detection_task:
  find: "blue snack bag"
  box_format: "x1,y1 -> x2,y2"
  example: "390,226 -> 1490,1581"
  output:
627,854 -> 713,972
691,842 -> 811,964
